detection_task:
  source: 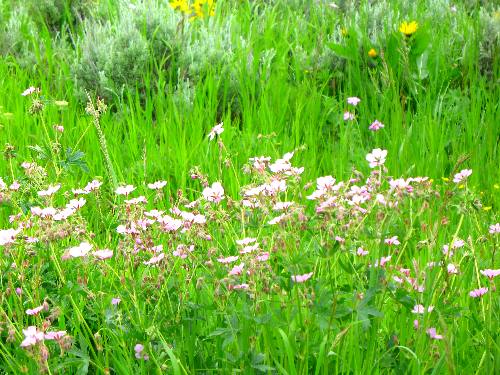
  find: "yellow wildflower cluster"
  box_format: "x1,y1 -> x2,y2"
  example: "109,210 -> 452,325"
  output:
170,0 -> 216,19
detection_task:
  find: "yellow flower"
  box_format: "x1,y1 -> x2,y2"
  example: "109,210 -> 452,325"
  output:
458,184 -> 465,189
399,21 -> 418,36
441,177 -> 449,182
190,0 -> 216,20
170,0 -> 190,13
483,206 -> 492,211
368,48 -> 377,58
341,27 -> 348,36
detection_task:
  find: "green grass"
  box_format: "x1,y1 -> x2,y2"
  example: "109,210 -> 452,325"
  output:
0,0 -> 499,373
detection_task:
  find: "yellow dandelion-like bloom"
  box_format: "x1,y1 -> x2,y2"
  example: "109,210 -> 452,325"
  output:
170,0 -> 190,13
399,21 -> 418,36
190,0 -> 216,20
483,206 -> 492,211
341,27 -> 348,36
368,48 -> 377,58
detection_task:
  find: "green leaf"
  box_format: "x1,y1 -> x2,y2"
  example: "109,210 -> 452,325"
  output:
60,148 -> 89,173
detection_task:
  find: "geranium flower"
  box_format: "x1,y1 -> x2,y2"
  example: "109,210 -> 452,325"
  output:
92,249 -> 113,260
38,184 -> 61,197
208,122 -> 224,140
44,331 -> 66,340
26,304 -> 46,316
426,327 -> 443,340
452,169 -> 472,184
384,236 -> 400,246
343,111 -> 355,121
147,180 -> 167,190
115,185 -> 136,196
366,148 -> 387,168
143,253 -> 165,266
369,120 -> 384,131
202,182 -> 225,203
480,269 -> 500,279
469,287 -> 488,298
356,247 -> 368,256
236,237 -> 257,246
291,272 -> 313,283
347,97 -> 361,106
0,228 -> 20,246
256,252 -> 270,262
411,304 -> 434,314
229,263 -> 245,276
21,86 -> 39,96
447,263 -> 459,274
231,283 -> 249,290
67,242 -> 93,258
489,223 -> 500,234
20,326 -> 44,347
217,256 -> 239,264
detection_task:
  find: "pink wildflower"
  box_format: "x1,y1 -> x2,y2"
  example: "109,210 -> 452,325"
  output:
268,214 -> 286,225
44,331 -> 66,340
469,287 -> 488,298
369,120 -> 384,131
411,304 -> 434,314
92,249 -> 113,260
217,256 -> 239,264
38,184 -> 61,197
20,326 -> 44,348
256,252 -> 270,262
9,181 -> 20,191
291,272 -> 313,283
208,122 -> 224,140
366,148 -> 387,168
67,198 -> 86,210
229,263 -> 245,276
335,236 -> 345,244
231,283 -> 249,290
134,343 -> 148,360
26,304 -> 46,316
143,253 -> 165,266
202,182 -> 225,203
111,298 -> 121,306
384,236 -> 400,246
356,247 -> 369,256
480,269 -> 500,279
452,169 -> 472,183
426,327 -> 443,340
347,97 -> 361,106
21,86 -> 39,96
0,228 -> 20,246
447,263 -> 459,274
489,223 -> 500,234
343,111 -> 355,121
147,180 -> 167,190
54,125 -> 64,133
67,242 -> 93,258
115,185 -> 136,196
236,237 -> 257,246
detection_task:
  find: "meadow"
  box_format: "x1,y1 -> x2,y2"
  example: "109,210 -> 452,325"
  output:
0,0 -> 499,373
